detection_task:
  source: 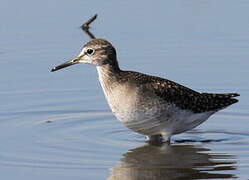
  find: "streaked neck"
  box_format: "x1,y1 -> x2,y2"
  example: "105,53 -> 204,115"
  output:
96,64 -> 122,101
96,64 -> 120,82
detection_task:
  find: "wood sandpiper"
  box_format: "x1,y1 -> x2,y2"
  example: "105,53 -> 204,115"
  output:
51,38 -> 239,142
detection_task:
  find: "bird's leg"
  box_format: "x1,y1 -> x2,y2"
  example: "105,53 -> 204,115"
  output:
161,132 -> 171,143
145,134 -> 163,143
145,131 -> 172,144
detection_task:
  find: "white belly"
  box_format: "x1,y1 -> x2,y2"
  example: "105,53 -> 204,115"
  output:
113,102 -> 214,136
102,84 -> 214,136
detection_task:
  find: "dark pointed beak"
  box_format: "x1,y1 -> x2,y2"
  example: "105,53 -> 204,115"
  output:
51,57 -> 80,72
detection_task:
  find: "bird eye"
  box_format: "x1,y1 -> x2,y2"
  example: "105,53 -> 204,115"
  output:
86,48 -> 94,55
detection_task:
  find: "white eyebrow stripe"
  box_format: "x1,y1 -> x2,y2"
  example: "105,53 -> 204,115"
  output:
78,44 -> 110,56
89,45 -> 109,49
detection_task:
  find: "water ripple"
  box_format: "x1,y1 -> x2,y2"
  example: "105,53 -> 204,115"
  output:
1,109 -> 249,179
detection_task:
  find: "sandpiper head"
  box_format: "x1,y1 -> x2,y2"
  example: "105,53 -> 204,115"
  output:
51,38 -> 118,72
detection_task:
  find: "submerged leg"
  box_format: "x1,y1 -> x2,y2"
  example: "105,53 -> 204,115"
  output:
145,132 -> 172,144
161,132 -> 172,143
145,134 -> 163,143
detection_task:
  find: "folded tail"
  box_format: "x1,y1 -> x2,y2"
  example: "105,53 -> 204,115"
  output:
201,93 -> 239,111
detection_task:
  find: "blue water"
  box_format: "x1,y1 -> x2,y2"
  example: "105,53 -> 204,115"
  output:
1,0 -> 249,179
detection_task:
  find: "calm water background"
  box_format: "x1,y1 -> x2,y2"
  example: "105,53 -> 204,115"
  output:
1,0 -> 249,179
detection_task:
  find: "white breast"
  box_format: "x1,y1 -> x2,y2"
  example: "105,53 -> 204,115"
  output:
97,67 -> 145,123
97,67 -> 137,120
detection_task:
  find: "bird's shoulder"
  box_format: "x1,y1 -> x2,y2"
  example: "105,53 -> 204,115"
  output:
118,71 -> 204,111
118,70 -> 199,96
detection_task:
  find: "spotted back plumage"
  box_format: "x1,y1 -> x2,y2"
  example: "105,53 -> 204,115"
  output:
115,71 -> 239,113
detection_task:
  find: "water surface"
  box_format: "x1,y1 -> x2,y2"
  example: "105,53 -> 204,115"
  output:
0,0 -> 249,179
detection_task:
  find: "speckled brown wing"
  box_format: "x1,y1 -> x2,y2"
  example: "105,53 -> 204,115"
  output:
119,71 -> 239,113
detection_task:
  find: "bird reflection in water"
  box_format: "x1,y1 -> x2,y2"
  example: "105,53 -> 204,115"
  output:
107,143 -> 236,180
